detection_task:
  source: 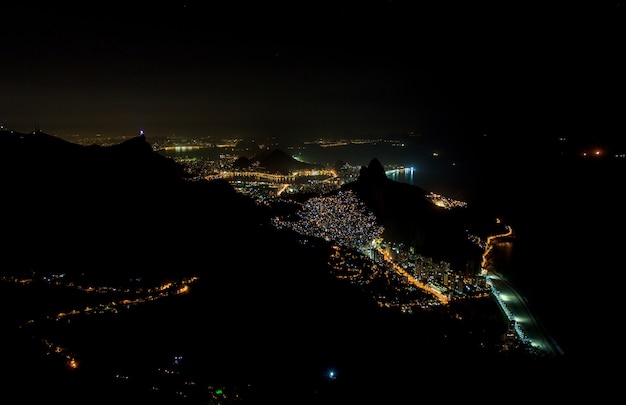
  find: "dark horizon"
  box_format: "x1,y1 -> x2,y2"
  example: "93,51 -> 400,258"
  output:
2,2 -> 624,148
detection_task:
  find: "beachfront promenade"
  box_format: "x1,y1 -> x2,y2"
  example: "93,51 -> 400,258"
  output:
483,230 -> 564,357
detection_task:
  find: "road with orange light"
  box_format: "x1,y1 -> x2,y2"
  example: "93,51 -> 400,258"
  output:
378,248 -> 450,304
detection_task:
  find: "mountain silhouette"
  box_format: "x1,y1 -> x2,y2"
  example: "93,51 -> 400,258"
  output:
0,129 -> 269,281
232,147 -> 319,174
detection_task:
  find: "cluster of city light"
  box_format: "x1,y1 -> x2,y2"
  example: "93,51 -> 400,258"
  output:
378,248 -> 450,304
163,145 -> 201,152
272,189 -> 384,251
327,241 -> 457,310
425,191 -> 468,209
276,190 -> 492,310
303,137 -> 405,148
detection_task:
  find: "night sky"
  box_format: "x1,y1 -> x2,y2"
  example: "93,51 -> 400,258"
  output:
2,1 -> 624,148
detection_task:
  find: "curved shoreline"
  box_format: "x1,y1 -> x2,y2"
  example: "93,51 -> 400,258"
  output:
482,227 -> 564,357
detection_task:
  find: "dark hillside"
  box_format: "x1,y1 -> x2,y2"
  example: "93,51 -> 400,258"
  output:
232,147 -> 320,174
0,130 -> 266,281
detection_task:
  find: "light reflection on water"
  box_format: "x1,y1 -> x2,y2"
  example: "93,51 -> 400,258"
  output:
491,240 -> 515,275
386,167 -> 418,185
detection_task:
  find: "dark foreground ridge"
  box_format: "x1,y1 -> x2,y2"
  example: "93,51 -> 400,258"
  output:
0,130 -> 582,403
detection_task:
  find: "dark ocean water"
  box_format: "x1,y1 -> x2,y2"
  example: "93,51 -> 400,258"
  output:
500,157 -> 624,363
